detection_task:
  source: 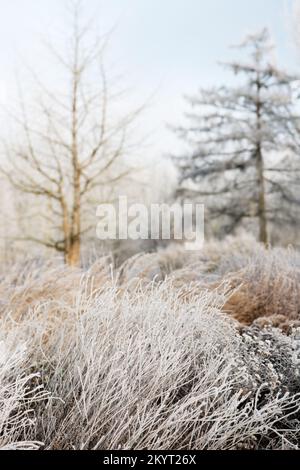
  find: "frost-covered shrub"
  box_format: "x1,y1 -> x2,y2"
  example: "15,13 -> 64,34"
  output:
1,242 -> 300,450
221,248 -> 300,328
239,326 -> 300,397
154,235 -> 300,330
234,326 -> 300,449
1,270 -> 300,450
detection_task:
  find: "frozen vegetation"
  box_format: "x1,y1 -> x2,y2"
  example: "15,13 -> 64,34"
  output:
1,235 -> 300,450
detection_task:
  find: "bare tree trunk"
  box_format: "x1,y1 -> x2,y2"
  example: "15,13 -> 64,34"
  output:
255,143 -> 268,244
68,21 -> 81,268
68,174 -> 81,267
255,73 -> 268,245
65,237 -> 81,266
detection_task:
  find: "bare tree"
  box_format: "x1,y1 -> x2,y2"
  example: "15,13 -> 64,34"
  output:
0,1 -> 142,265
174,29 -> 300,244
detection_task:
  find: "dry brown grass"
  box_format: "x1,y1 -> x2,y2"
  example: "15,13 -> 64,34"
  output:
118,234 -> 300,332
0,257 -> 111,322
219,247 -> 300,331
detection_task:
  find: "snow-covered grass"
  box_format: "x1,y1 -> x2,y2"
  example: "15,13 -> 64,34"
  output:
0,338 -> 48,450
1,237 -> 300,450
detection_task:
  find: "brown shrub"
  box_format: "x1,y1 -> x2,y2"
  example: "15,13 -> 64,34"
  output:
220,247 -> 300,328
0,257 -> 111,321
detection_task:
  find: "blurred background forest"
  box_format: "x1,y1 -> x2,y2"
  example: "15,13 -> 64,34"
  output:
1,0 -> 300,266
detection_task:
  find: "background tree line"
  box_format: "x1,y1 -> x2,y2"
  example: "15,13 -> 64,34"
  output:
2,2 -> 300,265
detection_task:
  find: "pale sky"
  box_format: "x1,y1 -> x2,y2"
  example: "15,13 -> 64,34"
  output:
0,0 -> 298,161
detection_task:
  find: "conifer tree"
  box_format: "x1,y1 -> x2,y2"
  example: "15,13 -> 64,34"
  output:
175,29 -> 300,243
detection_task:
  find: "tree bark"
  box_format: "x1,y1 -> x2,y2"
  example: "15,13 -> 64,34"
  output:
255,143 -> 268,244
65,237 -> 81,266
68,25 -> 82,267
255,72 -> 268,245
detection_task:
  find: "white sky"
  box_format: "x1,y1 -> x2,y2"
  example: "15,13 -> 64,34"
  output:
0,0 -> 298,163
